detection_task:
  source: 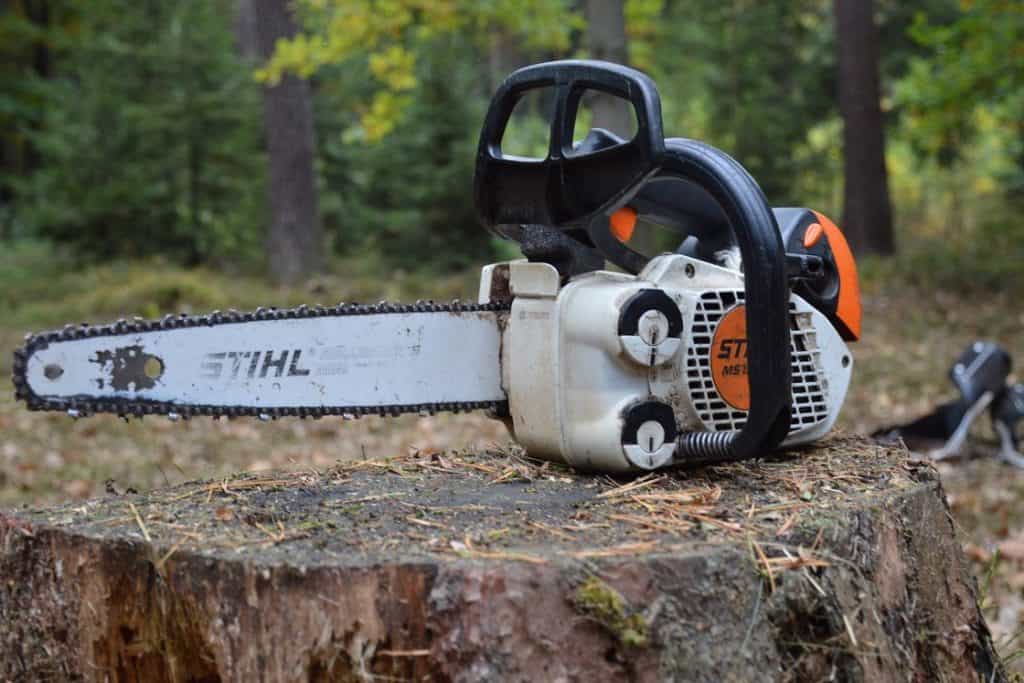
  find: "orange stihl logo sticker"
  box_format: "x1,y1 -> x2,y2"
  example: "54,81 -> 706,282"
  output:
710,305 -> 750,410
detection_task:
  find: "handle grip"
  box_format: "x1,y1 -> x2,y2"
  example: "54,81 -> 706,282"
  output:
474,60 -> 664,230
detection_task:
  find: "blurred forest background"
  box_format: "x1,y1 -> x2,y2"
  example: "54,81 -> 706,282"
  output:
2,0 -> 1024,667
1,0 -> 1021,287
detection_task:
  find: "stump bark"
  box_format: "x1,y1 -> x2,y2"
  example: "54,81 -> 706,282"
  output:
0,435 -> 1005,682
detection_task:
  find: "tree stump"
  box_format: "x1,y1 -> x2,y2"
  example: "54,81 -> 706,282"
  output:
0,435 -> 1005,682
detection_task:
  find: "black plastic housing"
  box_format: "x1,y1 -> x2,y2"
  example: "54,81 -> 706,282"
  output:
474,60 -> 664,231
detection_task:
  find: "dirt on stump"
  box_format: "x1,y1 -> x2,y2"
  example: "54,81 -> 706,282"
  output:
0,434 -> 1005,682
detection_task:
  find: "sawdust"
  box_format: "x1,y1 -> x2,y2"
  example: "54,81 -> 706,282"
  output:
4,432 -> 1005,682
8,433 -> 928,571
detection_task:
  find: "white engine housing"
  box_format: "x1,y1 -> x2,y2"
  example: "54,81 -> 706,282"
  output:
479,253 -> 853,472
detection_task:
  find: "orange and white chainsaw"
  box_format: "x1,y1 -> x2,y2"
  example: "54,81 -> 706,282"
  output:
11,61 -> 862,472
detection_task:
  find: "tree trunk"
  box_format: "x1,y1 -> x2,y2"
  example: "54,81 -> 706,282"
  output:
487,30 -> 526,96
583,0 -> 633,138
0,436 -> 1005,681
233,0 -> 258,60
834,0 -> 895,256
241,0 -> 323,284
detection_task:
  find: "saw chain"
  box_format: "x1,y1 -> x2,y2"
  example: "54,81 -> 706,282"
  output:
12,300 -> 510,421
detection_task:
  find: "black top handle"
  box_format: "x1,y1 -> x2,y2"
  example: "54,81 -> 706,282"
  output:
474,59 -> 664,230
474,60 -> 792,463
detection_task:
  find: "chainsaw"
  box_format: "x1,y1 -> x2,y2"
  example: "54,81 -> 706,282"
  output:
11,60 -> 861,472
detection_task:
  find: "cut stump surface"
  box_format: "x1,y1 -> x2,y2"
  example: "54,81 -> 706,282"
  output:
0,435 -> 1005,682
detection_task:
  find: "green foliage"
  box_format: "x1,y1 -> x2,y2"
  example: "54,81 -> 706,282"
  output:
624,0 -> 666,72
652,0 -> 837,205
897,0 -> 1023,161
0,7 -> 41,142
1,0 -> 1023,290
882,0 -> 1024,279
7,0 -> 266,264
0,3 -> 54,239
0,240 -> 480,332
313,37 -> 496,269
260,0 -> 581,141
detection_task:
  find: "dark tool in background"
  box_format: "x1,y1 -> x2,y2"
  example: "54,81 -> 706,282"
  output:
874,341 -> 1024,467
